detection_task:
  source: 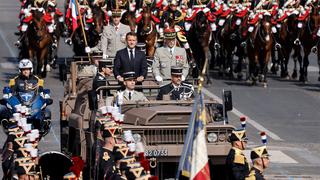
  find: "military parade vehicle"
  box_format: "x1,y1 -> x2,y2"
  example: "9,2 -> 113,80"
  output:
59,57 -> 235,179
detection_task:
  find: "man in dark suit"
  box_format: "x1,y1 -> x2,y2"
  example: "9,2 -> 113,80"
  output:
113,32 -> 148,83
157,67 -> 194,100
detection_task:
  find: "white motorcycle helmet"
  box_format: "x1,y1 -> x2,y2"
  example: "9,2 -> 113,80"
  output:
19,59 -> 33,73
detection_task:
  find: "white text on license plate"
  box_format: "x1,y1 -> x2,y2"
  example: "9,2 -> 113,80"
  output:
145,149 -> 168,157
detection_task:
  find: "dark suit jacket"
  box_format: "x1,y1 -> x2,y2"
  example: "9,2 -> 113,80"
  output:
113,48 -> 148,78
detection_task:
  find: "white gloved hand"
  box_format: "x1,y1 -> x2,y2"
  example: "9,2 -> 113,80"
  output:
155,76 -> 163,82
182,75 -> 186,81
85,46 -> 91,53
107,10 -> 112,17
102,54 -> 108,59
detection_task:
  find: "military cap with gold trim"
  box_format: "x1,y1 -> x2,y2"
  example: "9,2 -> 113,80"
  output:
228,129 -> 248,142
112,9 -> 122,17
169,0 -> 178,6
250,145 -> 270,160
164,28 -> 176,39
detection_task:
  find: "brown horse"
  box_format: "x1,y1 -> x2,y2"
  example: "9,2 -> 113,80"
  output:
137,6 -> 157,57
187,10 -> 211,82
247,14 -> 273,87
298,4 -> 320,82
26,9 -> 52,78
88,4 -> 106,48
121,10 -> 137,32
275,12 -> 301,79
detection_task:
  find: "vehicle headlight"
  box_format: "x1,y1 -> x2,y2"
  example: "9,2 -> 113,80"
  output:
207,133 -> 218,143
133,133 -> 142,143
219,133 -> 227,142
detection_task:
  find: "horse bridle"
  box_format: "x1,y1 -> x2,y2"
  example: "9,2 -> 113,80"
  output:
32,21 -> 47,42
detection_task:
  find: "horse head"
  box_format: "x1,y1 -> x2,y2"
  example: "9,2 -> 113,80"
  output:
140,6 -> 153,35
30,10 -> 48,42
256,14 -> 273,48
92,5 -> 105,34
194,11 -> 209,33
120,1 -> 137,32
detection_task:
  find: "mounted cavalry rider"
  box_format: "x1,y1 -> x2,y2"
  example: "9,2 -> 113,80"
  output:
159,0 -> 185,39
15,0 -> 58,48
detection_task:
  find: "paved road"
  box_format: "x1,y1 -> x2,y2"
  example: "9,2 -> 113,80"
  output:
204,57 -> 320,177
0,0 -> 320,179
0,0 -> 71,162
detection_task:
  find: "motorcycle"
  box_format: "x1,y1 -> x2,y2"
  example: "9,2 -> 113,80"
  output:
1,86 -> 53,136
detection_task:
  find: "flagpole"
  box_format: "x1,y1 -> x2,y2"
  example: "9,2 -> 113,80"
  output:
197,58 -> 208,93
74,0 -> 92,63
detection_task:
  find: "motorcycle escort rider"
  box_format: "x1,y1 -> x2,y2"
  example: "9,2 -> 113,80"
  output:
0,59 -> 52,134
9,59 -> 44,94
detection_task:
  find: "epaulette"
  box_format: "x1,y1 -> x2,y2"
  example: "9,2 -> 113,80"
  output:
233,147 -> 245,164
9,76 -> 19,87
38,79 -> 44,87
245,170 -> 256,180
234,154 -> 245,164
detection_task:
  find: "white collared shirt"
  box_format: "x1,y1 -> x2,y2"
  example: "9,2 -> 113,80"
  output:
125,89 -> 134,99
127,48 -> 135,59
168,47 -> 175,54
114,23 -> 120,31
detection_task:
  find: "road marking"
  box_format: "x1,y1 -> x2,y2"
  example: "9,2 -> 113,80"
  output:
50,126 -> 60,145
0,62 -> 17,69
202,87 -> 283,141
244,150 -> 298,164
0,28 -> 16,57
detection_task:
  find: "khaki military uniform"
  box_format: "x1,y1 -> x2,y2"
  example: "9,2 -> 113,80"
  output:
152,47 -> 189,80
120,90 -> 148,102
101,23 -> 130,57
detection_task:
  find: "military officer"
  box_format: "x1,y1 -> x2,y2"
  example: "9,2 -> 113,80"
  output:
156,67 -> 194,100
101,9 -> 131,59
226,129 -> 250,180
152,28 -> 189,84
92,60 -> 113,97
246,146 -> 270,180
98,125 -> 122,180
117,72 -> 148,102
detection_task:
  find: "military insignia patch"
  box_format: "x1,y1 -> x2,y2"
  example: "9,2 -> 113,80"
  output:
98,76 -> 104,80
103,152 -> 110,161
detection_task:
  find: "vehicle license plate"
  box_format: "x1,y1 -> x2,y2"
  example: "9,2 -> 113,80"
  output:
145,149 -> 168,157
